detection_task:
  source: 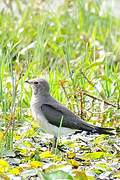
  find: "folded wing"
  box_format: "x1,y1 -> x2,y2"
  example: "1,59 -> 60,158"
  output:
41,103 -> 114,135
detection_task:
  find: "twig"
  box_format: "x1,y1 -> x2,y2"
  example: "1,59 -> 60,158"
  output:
79,89 -> 83,117
59,80 -> 72,108
80,71 -> 104,99
77,88 -> 119,109
3,72 -> 24,139
3,115 -> 14,138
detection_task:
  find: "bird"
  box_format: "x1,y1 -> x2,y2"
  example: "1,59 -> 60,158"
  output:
25,78 -> 114,140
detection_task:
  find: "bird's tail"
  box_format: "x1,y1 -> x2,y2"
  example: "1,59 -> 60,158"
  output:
78,118 -> 115,135
93,126 -> 115,135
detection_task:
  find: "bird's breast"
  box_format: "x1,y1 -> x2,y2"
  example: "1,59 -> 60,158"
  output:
30,102 -> 55,135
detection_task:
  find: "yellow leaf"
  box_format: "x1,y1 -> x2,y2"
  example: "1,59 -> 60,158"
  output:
44,163 -> 69,174
69,159 -> 79,167
0,174 -> 10,180
83,152 -> 112,160
14,62 -> 22,74
28,161 -> 43,168
14,134 -> 21,140
6,82 -> 12,90
20,149 -> 28,155
0,132 -> 3,140
67,151 -> 76,159
39,151 -> 55,159
0,159 -> 9,173
23,141 -> 33,148
9,167 -> 21,175
72,170 -> 89,180
25,128 -> 36,137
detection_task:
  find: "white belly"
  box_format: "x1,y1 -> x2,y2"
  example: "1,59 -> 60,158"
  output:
47,123 -> 76,137
31,106 -> 76,137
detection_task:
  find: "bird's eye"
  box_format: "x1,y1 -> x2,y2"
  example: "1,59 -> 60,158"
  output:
34,81 -> 38,84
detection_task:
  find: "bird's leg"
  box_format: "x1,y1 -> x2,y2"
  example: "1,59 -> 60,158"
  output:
53,136 -> 58,148
53,136 -> 67,153
51,136 -> 58,153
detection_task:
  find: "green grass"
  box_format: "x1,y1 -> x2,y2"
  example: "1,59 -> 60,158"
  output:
0,0 -> 120,179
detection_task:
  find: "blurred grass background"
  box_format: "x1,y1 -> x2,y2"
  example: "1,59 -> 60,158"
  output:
0,0 -> 120,152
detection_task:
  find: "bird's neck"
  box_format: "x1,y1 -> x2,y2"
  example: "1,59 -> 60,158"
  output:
31,93 -> 50,106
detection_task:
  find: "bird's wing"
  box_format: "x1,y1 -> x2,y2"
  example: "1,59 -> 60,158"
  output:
41,103 -> 114,135
41,103 -> 94,131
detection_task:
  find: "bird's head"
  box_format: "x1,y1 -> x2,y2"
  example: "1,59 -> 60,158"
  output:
25,78 -> 50,96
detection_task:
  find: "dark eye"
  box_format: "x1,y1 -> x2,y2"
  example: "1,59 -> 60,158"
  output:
34,81 -> 38,84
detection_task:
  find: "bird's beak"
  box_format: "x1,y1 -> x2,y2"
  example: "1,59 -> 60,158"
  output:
25,80 -> 31,84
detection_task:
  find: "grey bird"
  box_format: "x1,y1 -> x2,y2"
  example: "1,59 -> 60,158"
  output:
25,78 -> 114,138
